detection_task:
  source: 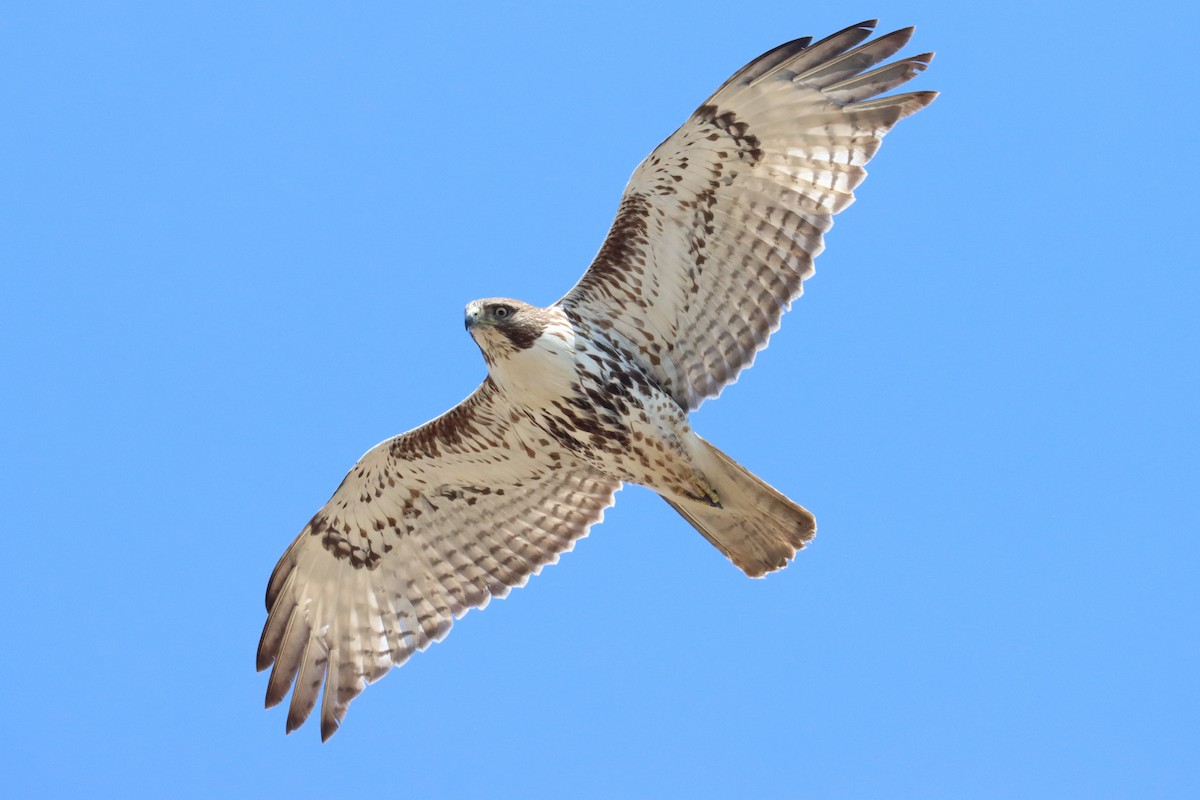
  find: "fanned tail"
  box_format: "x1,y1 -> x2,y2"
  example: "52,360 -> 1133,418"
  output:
662,438 -> 815,577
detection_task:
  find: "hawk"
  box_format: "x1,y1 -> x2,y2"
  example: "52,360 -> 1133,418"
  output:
259,20 -> 937,740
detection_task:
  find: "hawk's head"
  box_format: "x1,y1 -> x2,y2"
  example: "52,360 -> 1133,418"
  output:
464,298 -> 550,364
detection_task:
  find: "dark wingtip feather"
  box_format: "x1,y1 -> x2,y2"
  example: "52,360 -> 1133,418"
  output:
264,669 -> 289,709
706,35 -> 813,99
907,90 -> 940,108
830,18 -> 878,41
255,624 -> 277,673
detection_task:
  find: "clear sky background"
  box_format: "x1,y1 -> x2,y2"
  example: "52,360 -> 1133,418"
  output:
3,2 -> 1197,797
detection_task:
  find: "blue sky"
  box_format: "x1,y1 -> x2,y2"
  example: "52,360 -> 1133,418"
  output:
3,2 -> 1197,797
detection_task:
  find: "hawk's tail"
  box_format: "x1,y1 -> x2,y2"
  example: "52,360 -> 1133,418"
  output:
661,437 -> 815,577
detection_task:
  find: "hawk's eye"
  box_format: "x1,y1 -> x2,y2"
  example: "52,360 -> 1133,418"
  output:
494,306 -> 511,319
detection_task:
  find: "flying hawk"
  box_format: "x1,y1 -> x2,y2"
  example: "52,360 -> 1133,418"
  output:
259,20 -> 936,740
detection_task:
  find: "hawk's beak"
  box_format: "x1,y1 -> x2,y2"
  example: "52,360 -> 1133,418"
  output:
465,307 -> 479,331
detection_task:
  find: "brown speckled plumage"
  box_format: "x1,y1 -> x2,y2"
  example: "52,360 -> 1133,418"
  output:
259,20 -> 936,741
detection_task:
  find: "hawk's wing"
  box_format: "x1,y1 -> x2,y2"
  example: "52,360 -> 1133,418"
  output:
257,379 -> 620,740
559,21 -> 936,410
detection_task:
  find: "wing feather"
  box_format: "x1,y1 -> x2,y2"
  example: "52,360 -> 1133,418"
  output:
786,27 -> 915,89
750,20 -> 877,86
258,379 -> 621,739
560,21 -> 937,409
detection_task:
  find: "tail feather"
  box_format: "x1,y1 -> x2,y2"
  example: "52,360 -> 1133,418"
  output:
663,438 -> 815,577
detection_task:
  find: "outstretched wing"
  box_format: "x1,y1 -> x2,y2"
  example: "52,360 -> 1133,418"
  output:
560,21 -> 937,410
258,379 -> 621,740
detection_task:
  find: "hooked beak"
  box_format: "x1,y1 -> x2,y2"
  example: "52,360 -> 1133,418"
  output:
464,305 -> 480,331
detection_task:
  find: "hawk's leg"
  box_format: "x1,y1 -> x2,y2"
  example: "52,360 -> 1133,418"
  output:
685,477 -> 723,508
